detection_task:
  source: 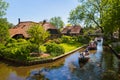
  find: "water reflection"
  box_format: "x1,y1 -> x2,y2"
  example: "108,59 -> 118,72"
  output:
26,41 -> 101,80
0,40 -> 119,80
0,57 -> 65,80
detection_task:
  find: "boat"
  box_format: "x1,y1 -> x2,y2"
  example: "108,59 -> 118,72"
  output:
78,52 -> 90,68
78,51 -> 90,63
97,37 -> 101,42
88,41 -> 97,50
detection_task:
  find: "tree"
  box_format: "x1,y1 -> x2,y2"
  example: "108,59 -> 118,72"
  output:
50,16 -> 64,29
27,24 -> 50,53
65,23 -> 72,27
0,0 -> 9,17
0,18 -> 9,44
68,0 -> 110,33
0,0 -> 9,44
102,0 -> 120,40
8,23 -> 14,28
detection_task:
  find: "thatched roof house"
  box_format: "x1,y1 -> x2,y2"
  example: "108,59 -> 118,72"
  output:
9,20 -> 59,39
61,25 -> 83,36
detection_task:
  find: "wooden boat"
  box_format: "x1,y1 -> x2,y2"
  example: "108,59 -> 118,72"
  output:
95,37 -> 101,42
79,56 -> 89,63
78,52 -> 90,63
97,37 -> 101,42
88,41 -> 97,50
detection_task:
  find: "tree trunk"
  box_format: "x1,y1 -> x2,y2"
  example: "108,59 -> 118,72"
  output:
118,28 -> 120,41
100,26 -> 104,33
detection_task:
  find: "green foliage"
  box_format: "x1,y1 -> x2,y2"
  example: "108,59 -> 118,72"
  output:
61,35 -> 82,44
6,39 -> 28,48
3,45 -> 30,61
40,45 -> 46,52
61,35 -> 90,44
0,39 -> 32,61
50,16 -> 64,29
52,38 -> 62,44
27,43 -> 39,53
68,5 -> 85,25
0,0 -> 9,17
0,43 -> 6,57
114,46 -> 120,53
61,35 -> 72,43
27,24 -> 50,45
17,38 -> 27,42
6,38 -> 17,43
0,1 -> 10,44
0,18 -> 9,44
102,0 -> 120,39
27,23 -> 50,53
8,23 -> 14,28
46,43 -> 65,56
77,35 -> 90,44
47,38 -> 62,44
68,0 -> 108,32
83,27 -> 96,36
60,43 -> 81,53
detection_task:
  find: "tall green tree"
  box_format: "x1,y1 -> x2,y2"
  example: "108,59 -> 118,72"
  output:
0,0 -> 9,44
0,18 -> 9,44
102,0 -> 120,40
0,0 -> 9,17
27,24 -> 50,53
68,0 -> 109,33
50,16 -> 64,29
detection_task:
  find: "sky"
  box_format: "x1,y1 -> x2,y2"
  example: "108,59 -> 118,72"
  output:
5,0 -> 79,25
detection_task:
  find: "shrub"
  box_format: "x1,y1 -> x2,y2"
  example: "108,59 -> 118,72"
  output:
52,38 -> 62,44
61,35 -> 72,43
16,45 -> 30,60
27,43 -> 39,53
46,43 -> 65,56
72,36 -> 78,42
6,38 -> 28,47
77,35 -> 90,44
6,43 -> 18,48
0,43 -> 6,57
6,38 -> 17,43
44,38 -> 62,46
3,44 -> 30,61
2,41 -> 31,61
17,39 -> 27,42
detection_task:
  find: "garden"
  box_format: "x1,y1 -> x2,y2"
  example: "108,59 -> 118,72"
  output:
0,35 -> 90,62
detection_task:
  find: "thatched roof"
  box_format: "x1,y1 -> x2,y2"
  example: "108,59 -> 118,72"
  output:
9,21 -> 59,38
61,25 -> 82,35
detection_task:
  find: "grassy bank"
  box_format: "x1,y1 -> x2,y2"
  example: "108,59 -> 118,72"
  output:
41,43 -> 83,53
59,43 -> 82,53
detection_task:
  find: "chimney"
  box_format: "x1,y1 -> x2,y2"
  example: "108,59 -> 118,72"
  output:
42,20 -> 46,26
18,18 -> 20,24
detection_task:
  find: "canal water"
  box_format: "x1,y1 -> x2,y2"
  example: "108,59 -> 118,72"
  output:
0,41 -> 120,80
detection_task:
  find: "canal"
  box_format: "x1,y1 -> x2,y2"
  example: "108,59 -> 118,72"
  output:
0,41 -> 120,80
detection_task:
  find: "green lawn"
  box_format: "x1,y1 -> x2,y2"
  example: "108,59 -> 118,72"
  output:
59,43 -> 81,53
41,43 -> 82,53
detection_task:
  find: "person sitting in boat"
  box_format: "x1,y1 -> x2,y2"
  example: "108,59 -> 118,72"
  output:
79,53 -> 83,58
80,53 -> 84,59
84,49 -> 89,56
